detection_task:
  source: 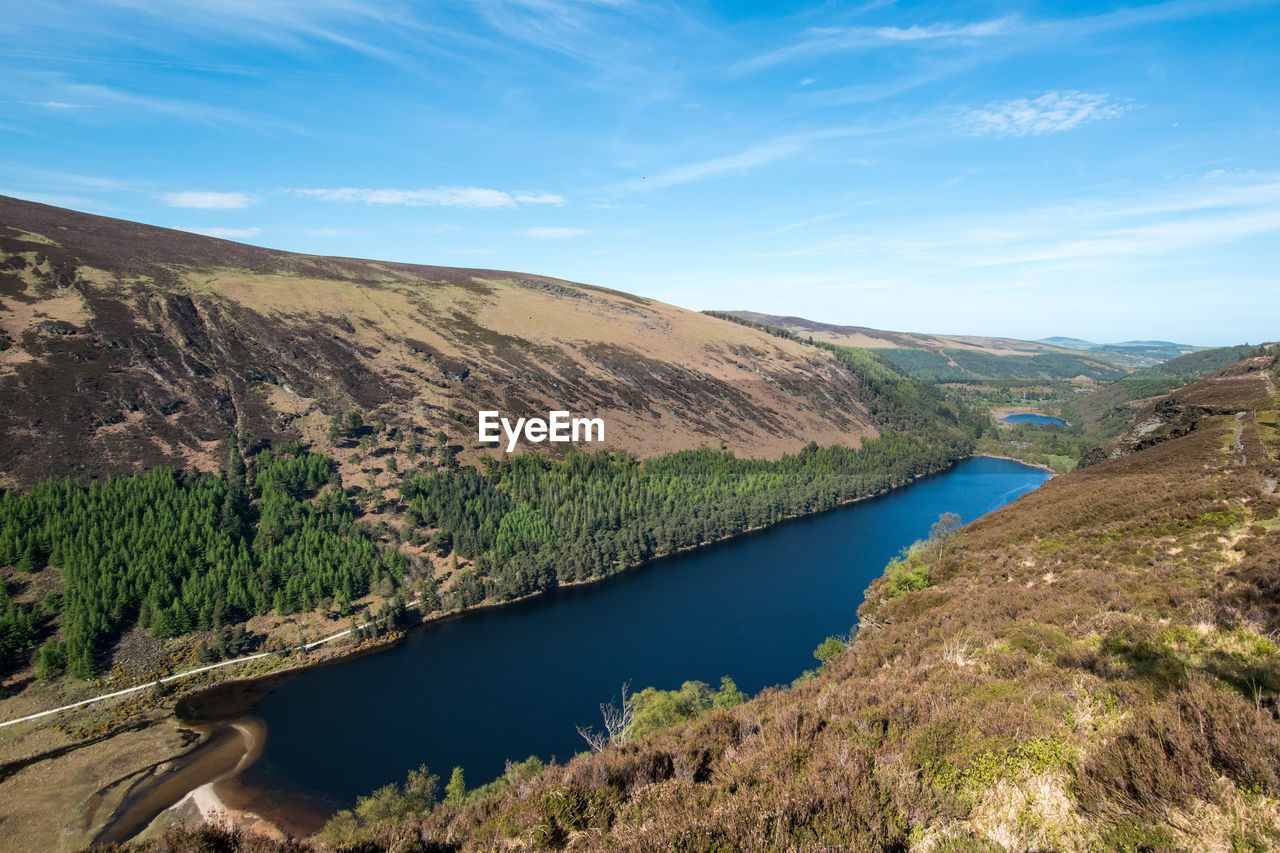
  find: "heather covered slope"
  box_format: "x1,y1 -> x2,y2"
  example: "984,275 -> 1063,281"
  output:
124,350 -> 1280,852
0,196 -> 880,489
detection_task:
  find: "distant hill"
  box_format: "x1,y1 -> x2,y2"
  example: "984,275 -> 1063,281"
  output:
1038,336 -> 1207,369
0,196 -> 895,488
722,311 -> 1147,382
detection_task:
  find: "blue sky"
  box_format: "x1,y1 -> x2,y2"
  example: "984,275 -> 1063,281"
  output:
2,1 -> 1277,345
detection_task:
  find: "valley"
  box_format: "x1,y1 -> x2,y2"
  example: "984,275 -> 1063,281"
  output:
0,199 -> 1273,852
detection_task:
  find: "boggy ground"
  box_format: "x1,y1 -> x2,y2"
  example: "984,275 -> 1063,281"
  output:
99,354 -> 1280,851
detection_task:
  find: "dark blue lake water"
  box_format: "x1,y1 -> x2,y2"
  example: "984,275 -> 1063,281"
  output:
1001,413 -> 1068,426
249,456 -> 1049,806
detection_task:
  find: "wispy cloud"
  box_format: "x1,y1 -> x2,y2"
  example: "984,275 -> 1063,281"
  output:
521,226 -> 592,238
295,186 -> 563,209
161,190 -> 257,209
621,140 -> 803,192
18,75 -> 309,133
960,91 -> 1132,136
737,17 -> 1016,73
739,0 -> 1273,75
80,0 -> 417,60
613,123 -> 908,194
758,174 -> 1280,271
184,226 -> 261,238
515,192 -> 565,205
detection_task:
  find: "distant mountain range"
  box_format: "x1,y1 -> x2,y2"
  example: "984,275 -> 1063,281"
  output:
723,311 -> 1206,381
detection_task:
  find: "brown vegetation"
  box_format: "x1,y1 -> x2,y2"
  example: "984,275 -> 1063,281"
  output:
0,195 -> 880,490
105,353 -> 1280,851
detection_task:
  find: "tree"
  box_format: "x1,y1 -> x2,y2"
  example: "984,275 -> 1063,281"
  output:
35,638 -> 66,680
713,676 -> 746,709
929,511 -> 962,558
577,682 -> 634,752
813,635 -> 848,665
445,766 -> 466,804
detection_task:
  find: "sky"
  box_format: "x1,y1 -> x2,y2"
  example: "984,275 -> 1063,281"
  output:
1,0 -> 1277,346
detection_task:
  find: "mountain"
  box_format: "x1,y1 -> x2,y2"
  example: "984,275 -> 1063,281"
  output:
1039,337 -> 1209,369
724,311 -> 1204,380
168,349 -> 1277,852
1039,335 -> 1099,349
727,310 -> 1075,355
0,196 -> 886,489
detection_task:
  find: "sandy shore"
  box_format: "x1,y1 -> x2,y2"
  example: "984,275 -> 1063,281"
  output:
98,717 -> 276,844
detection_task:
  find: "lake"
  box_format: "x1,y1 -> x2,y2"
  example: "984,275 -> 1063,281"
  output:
243,456 -> 1050,809
1001,413 -> 1068,426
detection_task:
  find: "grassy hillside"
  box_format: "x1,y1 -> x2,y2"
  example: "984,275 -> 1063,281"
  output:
0,196 -> 891,491
114,351 -> 1280,851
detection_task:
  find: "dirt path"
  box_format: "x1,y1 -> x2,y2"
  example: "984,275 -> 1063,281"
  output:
0,598 -> 421,730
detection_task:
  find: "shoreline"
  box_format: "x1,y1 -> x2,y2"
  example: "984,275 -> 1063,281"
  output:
85,452 -> 1053,844
990,405 -> 1072,427
974,453 -> 1057,476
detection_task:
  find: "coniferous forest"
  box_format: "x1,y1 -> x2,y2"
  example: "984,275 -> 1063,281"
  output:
0,346 -> 981,680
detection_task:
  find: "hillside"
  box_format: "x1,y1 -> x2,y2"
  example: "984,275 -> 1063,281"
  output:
724,311 -> 1200,381
1061,345 -> 1259,443
147,350 -> 1280,851
0,196 -> 883,490
0,198 -> 987,850
1041,337 -> 1210,369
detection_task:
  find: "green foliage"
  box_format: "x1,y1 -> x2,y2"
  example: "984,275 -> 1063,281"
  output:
928,735 -> 1074,794
944,348 -> 1125,382
401,428 -> 972,606
0,579 -> 38,670
0,448 -> 398,677
712,675 -> 746,708
321,764 -> 438,845
445,765 -> 466,804
35,637 -> 66,680
813,635 -> 848,664
872,348 -> 978,382
881,541 -> 933,601
627,676 -> 746,739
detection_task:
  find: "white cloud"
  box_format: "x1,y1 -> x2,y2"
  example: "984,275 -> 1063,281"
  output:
161,190 -> 257,209
960,91 -> 1132,136
873,19 -> 1014,42
515,192 -> 565,205
521,226 -> 592,238
295,186 -> 564,209
186,226 -> 261,239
